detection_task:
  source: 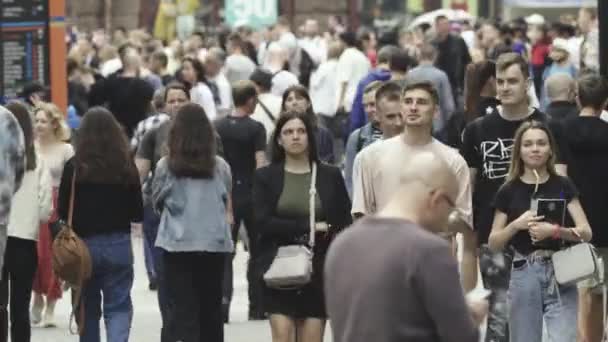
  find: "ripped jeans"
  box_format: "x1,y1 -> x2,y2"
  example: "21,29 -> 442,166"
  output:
508,254 -> 578,342
479,245 -> 512,342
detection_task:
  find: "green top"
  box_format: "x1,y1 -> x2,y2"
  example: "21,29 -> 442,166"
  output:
277,171 -> 322,219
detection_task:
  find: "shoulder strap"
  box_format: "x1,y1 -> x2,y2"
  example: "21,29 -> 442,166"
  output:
308,163 -> 317,248
257,98 -> 276,122
68,169 -> 76,228
356,128 -> 365,152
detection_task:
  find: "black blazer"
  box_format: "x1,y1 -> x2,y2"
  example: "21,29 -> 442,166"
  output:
252,162 -> 352,272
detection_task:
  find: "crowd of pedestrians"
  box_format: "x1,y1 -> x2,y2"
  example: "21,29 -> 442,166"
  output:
0,5 -> 606,342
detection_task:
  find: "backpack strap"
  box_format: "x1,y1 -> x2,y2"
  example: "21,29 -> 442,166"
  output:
356,128 -> 365,153
256,98 -> 276,123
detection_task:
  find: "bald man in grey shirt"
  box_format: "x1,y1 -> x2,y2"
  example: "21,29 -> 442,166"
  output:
325,152 -> 484,342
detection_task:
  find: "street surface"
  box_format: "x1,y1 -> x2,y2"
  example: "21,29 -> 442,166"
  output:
31,233 -> 334,342
32,234 -> 503,342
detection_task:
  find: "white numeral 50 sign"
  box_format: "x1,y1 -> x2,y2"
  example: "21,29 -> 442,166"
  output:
225,0 -> 278,29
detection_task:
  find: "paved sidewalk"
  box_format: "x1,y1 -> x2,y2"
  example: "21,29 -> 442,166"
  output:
31,234 -> 312,342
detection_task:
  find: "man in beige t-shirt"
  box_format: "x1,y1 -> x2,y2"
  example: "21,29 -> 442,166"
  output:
351,80 -> 478,291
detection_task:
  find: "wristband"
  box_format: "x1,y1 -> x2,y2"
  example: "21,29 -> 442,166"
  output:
552,224 -> 560,240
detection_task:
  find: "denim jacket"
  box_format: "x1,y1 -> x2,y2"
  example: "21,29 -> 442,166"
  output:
152,156 -> 234,253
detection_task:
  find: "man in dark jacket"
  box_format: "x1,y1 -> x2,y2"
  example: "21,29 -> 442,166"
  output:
89,43 -> 154,138
562,73 -> 608,342
432,15 -> 471,106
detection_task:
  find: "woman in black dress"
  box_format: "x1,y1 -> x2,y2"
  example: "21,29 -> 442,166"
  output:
253,111 -> 351,342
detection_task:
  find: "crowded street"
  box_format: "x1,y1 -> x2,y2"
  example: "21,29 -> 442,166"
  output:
1,0 -> 608,341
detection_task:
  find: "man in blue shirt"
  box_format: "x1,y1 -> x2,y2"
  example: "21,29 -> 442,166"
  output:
349,46 -> 398,133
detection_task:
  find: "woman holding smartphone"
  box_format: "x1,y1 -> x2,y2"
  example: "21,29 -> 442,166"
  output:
488,120 -> 592,342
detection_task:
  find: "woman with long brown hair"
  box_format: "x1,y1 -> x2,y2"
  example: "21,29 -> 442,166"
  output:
56,107 -> 143,342
445,61 -> 499,149
181,56 -> 218,120
1,102 -> 52,342
488,120 -> 591,342
31,102 -> 73,327
152,103 -> 233,342
253,111 -> 351,342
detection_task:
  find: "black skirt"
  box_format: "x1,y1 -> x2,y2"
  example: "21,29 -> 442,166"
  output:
261,236 -> 330,319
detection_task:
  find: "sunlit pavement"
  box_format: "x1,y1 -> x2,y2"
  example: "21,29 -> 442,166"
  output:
30,233 -> 326,342
32,233 -> 498,341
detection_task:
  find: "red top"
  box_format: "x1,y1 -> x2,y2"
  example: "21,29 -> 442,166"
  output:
531,42 -> 550,66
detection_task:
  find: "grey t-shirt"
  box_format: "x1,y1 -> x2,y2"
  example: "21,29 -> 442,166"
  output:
324,217 -> 478,342
136,120 -> 224,172
137,120 -> 171,172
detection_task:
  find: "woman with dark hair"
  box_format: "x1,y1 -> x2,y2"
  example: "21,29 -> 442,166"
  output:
181,56 -> 218,120
1,102 -> 52,342
57,106 -> 143,342
253,111 -> 351,342
152,103 -> 233,342
445,61 -> 499,149
488,120 -> 591,342
281,85 -> 335,164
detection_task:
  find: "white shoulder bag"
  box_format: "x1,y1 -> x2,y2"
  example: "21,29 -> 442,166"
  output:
263,163 -> 317,289
552,241 -> 602,287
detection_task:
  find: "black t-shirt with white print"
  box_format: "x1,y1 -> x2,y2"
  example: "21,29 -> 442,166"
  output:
460,108 -> 570,245
493,174 -> 578,255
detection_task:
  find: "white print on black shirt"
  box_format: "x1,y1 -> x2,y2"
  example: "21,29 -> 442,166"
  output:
481,138 -> 514,180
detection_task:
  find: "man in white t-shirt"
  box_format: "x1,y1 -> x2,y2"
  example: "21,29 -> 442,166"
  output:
299,19 -> 327,65
351,80 -> 477,292
249,68 -> 281,141
205,47 -> 233,117
263,42 -> 299,97
310,42 -> 342,130
335,32 -> 371,113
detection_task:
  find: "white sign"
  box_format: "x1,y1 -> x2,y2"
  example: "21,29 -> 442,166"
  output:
225,0 -> 278,29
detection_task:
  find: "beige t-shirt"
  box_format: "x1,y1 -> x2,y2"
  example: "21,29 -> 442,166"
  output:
351,135 -> 472,227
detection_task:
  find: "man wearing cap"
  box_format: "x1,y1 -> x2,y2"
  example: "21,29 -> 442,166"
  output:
250,68 -> 282,141
19,82 -> 47,110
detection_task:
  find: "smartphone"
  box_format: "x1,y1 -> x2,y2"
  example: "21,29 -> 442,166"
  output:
536,198 -> 566,226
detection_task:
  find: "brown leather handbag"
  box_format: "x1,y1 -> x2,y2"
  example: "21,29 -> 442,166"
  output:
51,170 -> 92,335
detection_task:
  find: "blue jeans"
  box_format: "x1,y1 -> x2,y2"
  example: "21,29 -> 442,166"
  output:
509,257 -> 578,342
80,233 -> 133,342
143,205 -> 157,283
143,204 -> 172,342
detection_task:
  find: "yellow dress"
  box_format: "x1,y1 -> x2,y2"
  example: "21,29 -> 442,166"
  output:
154,0 -> 177,42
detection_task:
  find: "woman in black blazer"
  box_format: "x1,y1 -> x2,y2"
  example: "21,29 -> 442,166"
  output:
253,111 -> 352,342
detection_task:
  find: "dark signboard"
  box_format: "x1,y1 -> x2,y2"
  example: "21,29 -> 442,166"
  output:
0,0 -> 50,102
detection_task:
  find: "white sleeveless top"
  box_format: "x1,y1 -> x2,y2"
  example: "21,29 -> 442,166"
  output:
37,142 -> 74,187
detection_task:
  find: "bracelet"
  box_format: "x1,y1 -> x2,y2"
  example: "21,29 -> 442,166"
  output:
552,224 -> 560,240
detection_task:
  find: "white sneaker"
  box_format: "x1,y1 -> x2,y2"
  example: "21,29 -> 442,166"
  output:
31,304 -> 42,325
41,309 -> 56,328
